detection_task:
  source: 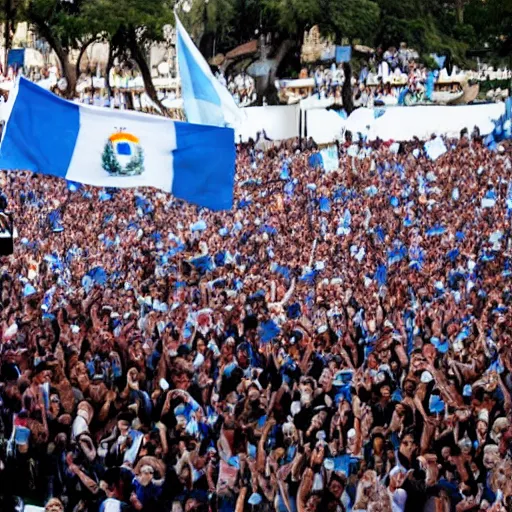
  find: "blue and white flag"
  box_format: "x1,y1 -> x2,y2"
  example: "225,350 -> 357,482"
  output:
175,14 -> 243,128
0,78 -> 235,211
485,97 -> 512,150
320,145 -> 339,172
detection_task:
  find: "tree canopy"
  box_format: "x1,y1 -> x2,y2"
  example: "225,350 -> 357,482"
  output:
10,0 -> 174,105
182,0 -> 511,66
4,0 -> 510,102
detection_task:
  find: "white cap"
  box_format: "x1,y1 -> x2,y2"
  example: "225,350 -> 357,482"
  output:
478,409 -> 489,424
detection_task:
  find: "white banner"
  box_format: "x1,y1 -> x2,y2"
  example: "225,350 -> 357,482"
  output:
320,145 -> 339,171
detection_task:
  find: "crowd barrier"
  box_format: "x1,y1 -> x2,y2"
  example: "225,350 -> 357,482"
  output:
0,88 -> 506,145
237,101 -> 507,144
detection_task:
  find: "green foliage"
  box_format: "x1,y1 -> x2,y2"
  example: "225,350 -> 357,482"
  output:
81,0 -> 174,44
266,0 -> 322,37
319,0 -> 380,44
19,0 -> 91,49
422,55 -> 439,70
181,0 -> 380,51
466,0 -> 511,43
183,0 -> 238,54
181,0 -> 496,67
371,0 -> 476,67
102,142 -> 144,177
478,79 -> 510,93
465,0 -> 512,56
102,141 -> 121,175
18,0 -> 174,58
18,0 -> 512,91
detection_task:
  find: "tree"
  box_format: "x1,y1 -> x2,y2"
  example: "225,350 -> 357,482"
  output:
318,0 -> 380,44
466,0 -> 512,51
14,0 -> 174,106
185,0 -> 237,57
81,0 -> 174,114
3,0 -> 17,76
266,0 -> 321,39
17,0 -> 94,98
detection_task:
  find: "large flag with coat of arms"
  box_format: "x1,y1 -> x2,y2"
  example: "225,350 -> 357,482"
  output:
0,77 -> 236,211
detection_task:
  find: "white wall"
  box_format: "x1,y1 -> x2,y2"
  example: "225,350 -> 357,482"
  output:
345,103 -> 506,141
237,104 -> 300,142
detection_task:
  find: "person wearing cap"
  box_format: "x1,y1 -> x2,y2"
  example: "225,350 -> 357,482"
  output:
131,464 -> 163,511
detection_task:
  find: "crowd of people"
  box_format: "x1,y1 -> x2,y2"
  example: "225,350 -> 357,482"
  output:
0,65 -> 182,115
1,64 -> 258,112
305,62 -> 469,108
217,72 -> 257,107
0,132 -> 511,512
296,42 -> 510,108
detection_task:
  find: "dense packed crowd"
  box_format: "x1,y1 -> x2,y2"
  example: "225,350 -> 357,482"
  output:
216,72 -> 257,107
2,65 -> 257,111
307,62 -> 467,107
0,135 -> 512,512
0,66 -> 181,114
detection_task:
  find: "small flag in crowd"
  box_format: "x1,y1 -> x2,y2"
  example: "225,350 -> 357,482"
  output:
0,77 -> 236,211
485,97 -> 512,149
424,137 -> 447,161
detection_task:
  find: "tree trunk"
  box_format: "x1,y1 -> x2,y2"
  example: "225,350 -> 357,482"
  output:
455,0 -> 464,24
4,0 -> 12,76
56,47 -> 77,99
106,29 -> 126,103
105,42 -> 114,102
342,62 -> 355,115
127,29 -> 169,116
27,13 -> 76,98
75,37 -> 100,79
268,39 -> 295,84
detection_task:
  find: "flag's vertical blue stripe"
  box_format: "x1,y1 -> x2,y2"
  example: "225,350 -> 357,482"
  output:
0,78 -> 79,178
172,121 -> 235,211
176,27 -> 221,107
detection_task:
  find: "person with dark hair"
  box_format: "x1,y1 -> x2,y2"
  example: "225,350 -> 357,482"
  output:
0,129 -> 510,512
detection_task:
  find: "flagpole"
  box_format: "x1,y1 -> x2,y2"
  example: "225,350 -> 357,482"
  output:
3,0 -> 11,77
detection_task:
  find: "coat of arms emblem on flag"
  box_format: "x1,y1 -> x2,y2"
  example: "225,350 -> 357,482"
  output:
102,130 -> 145,176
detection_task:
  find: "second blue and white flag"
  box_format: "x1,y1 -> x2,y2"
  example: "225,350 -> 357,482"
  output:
0,77 -> 236,211
175,14 -> 244,128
